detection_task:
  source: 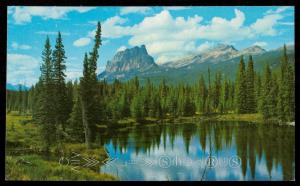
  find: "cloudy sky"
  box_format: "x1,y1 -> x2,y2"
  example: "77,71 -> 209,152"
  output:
7,6 -> 294,86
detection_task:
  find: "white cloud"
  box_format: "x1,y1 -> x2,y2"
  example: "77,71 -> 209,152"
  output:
127,10 -> 204,63
163,6 -> 190,11
8,7 -> 14,14
156,53 -> 187,65
250,6 -> 292,36
88,16 -> 130,39
7,54 -> 40,86
278,22 -> 294,26
88,20 -> 98,25
10,6 -> 96,24
86,8 -> 291,64
145,41 -> 186,56
36,31 -> 70,36
73,37 -> 91,47
253,41 -> 267,48
250,14 -> 283,36
117,45 -> 127,52
265,6 -> 291,15
120,7 -> 152,15
198,9 -> 252,41
65,70 -> 82,82
91,9 -> 252,63
102,40 -> 110,45
286,41 -> 294,46
11,42 -> 32,50
97,66 -> 106,74
197,41 -> 214,53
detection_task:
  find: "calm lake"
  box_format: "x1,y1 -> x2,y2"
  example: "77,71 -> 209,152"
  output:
98,121 -> 294,181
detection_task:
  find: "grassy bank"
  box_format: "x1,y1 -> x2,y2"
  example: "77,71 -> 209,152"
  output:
5,155 -> 117,181
105,113 -> 295,126
5,113 -> 118,181
199,113 -> 264,123
99,113 -> 265,126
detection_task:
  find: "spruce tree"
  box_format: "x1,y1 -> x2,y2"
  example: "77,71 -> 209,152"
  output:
130,93 -> 144,122
270,74 -> 279,118
22,89 -> 28,114
198,75 -> 207,114
222,78 -> 230,113
205,67 -> 212,114
52,32 -> 68,132
254,74 -> 262,112
68,83 -> 84,142
166,87 -> 177,117
260,64 -> 273,120
18,85 -> 22,114
277,44 -> 294,122
183,86 -> 195,116
245,55 -> 256,113
236,56 -> 247,114
213,72 -> 222,112
143,79 -> 152,117
79,22 -> 102,149
159,79 -> 168,118
80,53 -> 93,148
36,37 -> 56,152
177,84 -> 185,116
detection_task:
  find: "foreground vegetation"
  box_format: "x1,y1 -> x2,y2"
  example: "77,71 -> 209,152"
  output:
5,155 -> 117,181
5,113 -> 118,181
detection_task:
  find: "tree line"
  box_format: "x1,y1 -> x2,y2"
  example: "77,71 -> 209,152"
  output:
6,22 -> 294,150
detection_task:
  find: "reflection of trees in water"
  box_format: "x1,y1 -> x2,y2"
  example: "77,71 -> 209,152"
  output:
182,124 -> 197,154
248,125 -> 256,180
95,122 -> 294,180
233,123 -> 295,180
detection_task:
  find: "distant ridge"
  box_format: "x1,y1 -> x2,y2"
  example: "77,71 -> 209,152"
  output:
97,44 -> 294,84
6,83 -> 30,91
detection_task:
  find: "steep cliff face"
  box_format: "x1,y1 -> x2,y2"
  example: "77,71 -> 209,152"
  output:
105,45 -> 157,73
98,45 -> 159,81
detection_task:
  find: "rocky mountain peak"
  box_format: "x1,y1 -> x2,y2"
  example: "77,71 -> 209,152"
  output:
102,45 -> 157,74
238,45 -> 266,56
212,43 -> 238,52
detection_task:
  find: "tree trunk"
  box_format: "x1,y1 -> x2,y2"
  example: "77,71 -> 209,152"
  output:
81,97 -> 92,149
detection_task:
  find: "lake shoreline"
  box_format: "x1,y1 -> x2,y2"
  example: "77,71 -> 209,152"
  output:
6,113 -> 294,180
100,113 -> 295,127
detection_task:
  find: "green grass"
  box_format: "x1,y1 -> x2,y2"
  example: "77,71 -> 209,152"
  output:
5,113 -> 118,181
96,114 -> 265,127
5,155 -> 118,181
56,143 -> 108,161
6,113 -> 43,151
200,113 -> 264,123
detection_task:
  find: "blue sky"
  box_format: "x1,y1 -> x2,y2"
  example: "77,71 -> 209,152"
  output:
7,6 -> 294,86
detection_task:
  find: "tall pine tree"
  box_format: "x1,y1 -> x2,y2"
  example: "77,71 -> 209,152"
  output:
236,56 -> 247,114
52,32 -> 68,133
80,22 -> 102,149
245,55 -> 256,113
277,44 -> 294,122
36,37 -> 57,152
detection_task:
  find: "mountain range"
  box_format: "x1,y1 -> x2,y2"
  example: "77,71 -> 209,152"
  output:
6,83 -> 30,91
6,43 -> 295,90
98,43 -> 294,85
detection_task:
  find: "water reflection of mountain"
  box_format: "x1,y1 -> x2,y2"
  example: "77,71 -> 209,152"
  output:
96,122 -> 294,180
